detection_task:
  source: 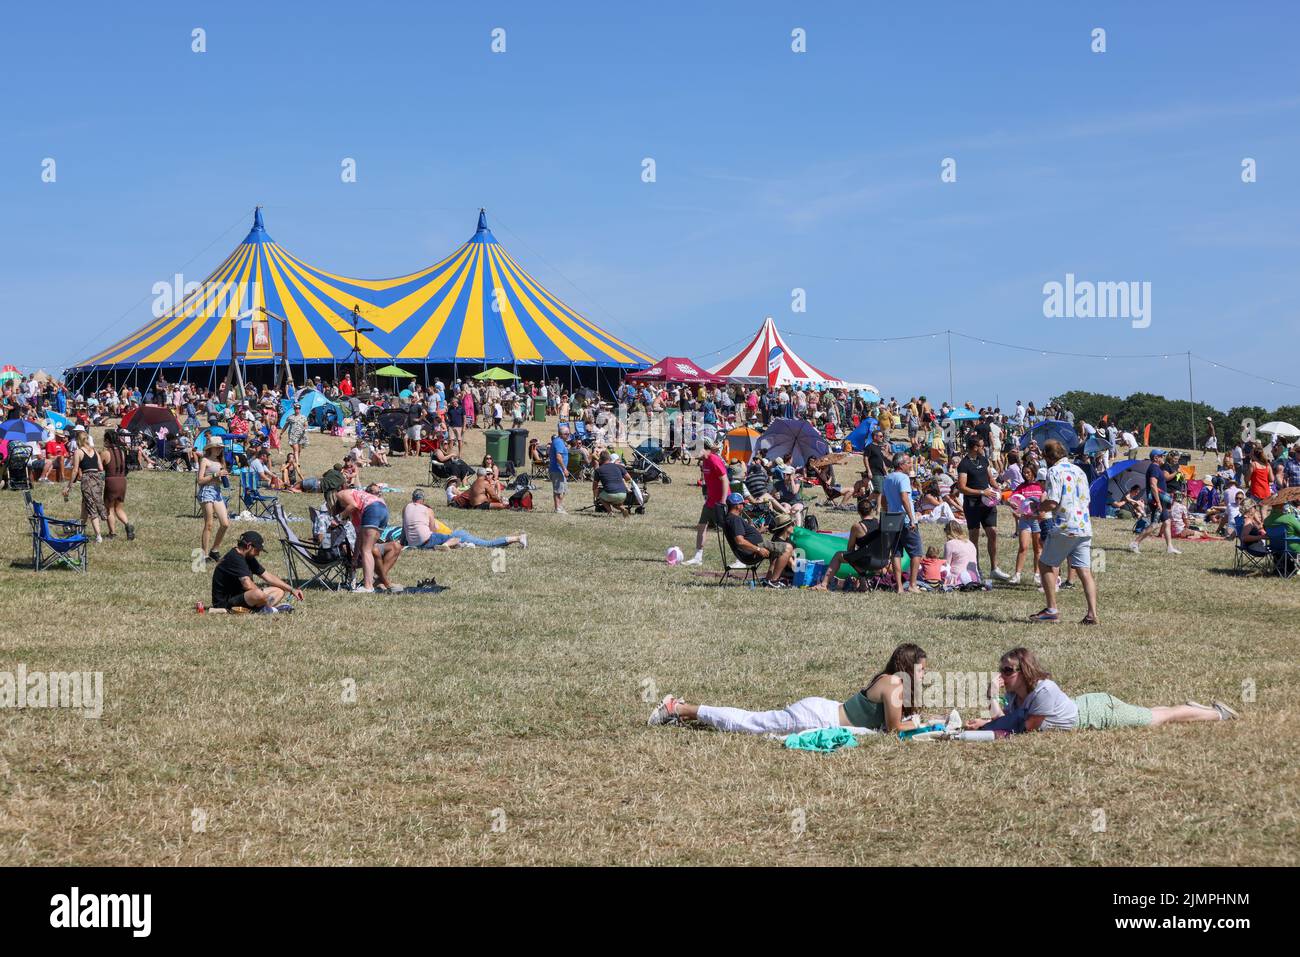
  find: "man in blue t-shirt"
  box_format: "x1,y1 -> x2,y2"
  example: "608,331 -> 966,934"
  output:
1131,449 -> 1177,554
878,452 -> 922,594
549,424 -> 571,514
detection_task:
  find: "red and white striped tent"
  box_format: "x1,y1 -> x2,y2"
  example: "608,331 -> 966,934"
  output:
707,316 -> 874,391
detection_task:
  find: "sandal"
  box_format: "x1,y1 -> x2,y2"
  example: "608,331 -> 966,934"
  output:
1079,615 -> 1099,626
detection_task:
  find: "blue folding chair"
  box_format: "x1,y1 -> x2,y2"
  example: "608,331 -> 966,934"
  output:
1232,514 -> 1272,575
1265,524 -> 1300,579
238,467 -> 279,521
27,493 -> 88,572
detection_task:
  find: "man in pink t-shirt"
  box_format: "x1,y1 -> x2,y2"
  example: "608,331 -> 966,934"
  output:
684,439 -> 731,566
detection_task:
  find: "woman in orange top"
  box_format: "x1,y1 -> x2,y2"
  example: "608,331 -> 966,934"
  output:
1249,448 -> 1272,503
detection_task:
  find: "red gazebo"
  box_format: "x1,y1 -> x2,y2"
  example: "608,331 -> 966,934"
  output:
626,356 -> 726,386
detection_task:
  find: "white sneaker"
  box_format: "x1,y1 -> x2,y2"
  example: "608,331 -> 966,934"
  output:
728,560 -> 749,569
991,567 -> 1011,582
95,535 -> 103,543
462,542 -> 477,549
555,507 -> 567,514
518,534 -> 528,549
1167,546 -> 1182,554
1128,542 -> 1141,554
1006,573 -> 1021,585
648,694 -> 683,727
353,586 -> 375,594
682,554 -> 704,566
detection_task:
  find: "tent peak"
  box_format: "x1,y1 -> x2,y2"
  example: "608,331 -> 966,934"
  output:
470,208 -> 497,244
244,206 -> 271,244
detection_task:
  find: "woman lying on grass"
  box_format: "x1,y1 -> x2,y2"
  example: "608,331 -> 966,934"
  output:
648,643 -> 934,735
964,646 -> 1238,734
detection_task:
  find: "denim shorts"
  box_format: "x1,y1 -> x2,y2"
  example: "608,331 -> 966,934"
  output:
198,485 -> 222,504
1016,517 -> 1040,534
360,501 -> 389,529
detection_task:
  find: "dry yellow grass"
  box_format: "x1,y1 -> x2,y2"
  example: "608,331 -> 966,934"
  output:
1,420 -> 1297,865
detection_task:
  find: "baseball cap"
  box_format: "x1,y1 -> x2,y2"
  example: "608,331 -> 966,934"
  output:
412,489 -> 426,501
1150,449 -> 1166,458
237,530 -> 264,549
725,491 -> 745,506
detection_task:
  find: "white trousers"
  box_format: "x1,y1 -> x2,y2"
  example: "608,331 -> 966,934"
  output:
918,503 -> 956,524
697,696 -> 874,735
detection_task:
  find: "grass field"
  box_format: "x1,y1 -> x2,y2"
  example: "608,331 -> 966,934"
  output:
2,420 -> 1297,866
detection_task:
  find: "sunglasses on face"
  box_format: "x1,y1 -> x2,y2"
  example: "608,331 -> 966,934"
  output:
999,666 -> 1020,676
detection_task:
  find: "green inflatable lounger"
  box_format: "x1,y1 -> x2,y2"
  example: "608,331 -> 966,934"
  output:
790,526 -> 910,579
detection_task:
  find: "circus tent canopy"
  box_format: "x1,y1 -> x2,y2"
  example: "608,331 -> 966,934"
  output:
67,209 -> 653,379
708,316 -> 871,390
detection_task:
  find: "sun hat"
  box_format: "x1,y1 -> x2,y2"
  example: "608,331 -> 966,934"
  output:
769,513 -> 794,533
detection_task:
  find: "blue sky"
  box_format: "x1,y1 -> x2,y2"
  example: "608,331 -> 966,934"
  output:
2,0 -> 1297,409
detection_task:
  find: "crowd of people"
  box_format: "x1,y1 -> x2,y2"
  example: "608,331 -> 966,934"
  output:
7,368 -> 1300,618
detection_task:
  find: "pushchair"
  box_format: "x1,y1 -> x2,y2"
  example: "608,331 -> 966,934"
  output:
627,441 -> 672,485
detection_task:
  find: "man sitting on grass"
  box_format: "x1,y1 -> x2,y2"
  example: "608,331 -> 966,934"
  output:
210,530 -> 303,614
722,491 -> 793,588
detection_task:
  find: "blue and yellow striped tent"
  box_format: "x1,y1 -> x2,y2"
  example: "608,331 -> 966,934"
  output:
68,209 -> 652,382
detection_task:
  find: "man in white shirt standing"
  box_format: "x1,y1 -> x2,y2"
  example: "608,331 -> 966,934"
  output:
1032,438 -> 1099,626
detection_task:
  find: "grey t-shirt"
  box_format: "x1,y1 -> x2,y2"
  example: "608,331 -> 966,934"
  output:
1011,679 -> 1078,730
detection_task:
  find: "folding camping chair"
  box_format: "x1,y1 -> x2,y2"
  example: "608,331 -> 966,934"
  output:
853,512 -> 905,580
1265,525 -> 1300,579
27,492 -> 89,572
239,467 -> 280,521
273,502 -> 353,591
1231,515 -> 1272,575
717,519 -> 765,586
4,443 -> 33,491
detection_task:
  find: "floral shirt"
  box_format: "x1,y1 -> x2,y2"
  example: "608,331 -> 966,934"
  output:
1046,461 -> 1092,537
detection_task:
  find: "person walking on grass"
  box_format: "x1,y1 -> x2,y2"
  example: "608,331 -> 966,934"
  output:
1130,449 -> 1180,555
284,402 -> 309,460
963,647 -> 1237,733
684,438 -> 730,566
196,439 -> 231,562
648,642 -> 933,735
1030,439 -> 1099,625
63,430 -> 106,543
102,430 -> 135,541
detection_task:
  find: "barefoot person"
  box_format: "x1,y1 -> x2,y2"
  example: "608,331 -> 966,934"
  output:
196,439 -> 231,562
210,530 -> 303,613
401,489 -> 527,550
648,643 -> 932,735
964,647 -> 1238,733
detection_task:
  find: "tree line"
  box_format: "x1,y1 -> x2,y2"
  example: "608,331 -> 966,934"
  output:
1048,390 -> 1300,450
